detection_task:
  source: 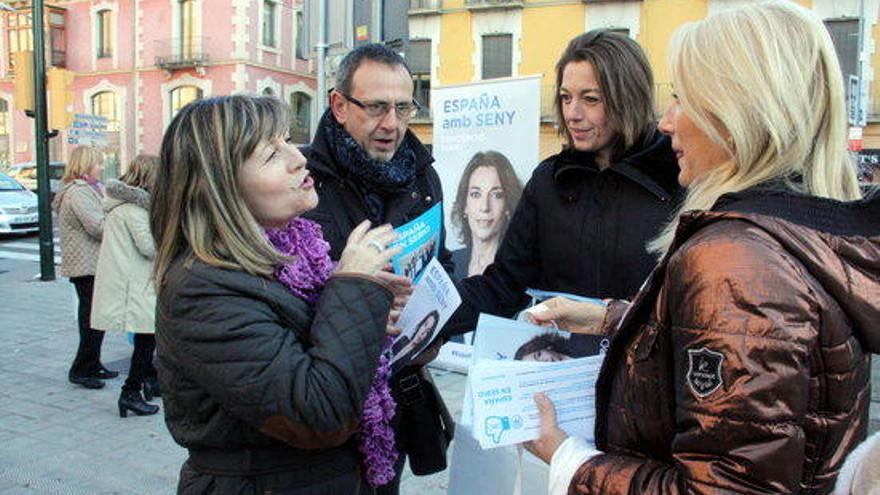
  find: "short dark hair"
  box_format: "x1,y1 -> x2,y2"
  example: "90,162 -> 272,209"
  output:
514,333 -> 571,361
451,150 -> 523,247
335,43 -> 411,96
554,30 -> 656,162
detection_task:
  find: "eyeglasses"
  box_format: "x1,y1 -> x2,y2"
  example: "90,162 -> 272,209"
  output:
340,92 -> 421,121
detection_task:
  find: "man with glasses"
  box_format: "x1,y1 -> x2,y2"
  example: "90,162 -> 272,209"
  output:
301,43 -> 454,495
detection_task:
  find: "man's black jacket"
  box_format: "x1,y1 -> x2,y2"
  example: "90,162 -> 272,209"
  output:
300,113 -> 455,474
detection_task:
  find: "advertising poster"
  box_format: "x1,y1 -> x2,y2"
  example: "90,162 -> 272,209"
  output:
430,76 -> 542,371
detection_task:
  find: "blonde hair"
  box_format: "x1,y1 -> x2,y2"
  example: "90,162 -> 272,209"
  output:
650,0 -> 862,254
63,146 -> 103,183
119,154 -> 158,190
151,95 -> 292,287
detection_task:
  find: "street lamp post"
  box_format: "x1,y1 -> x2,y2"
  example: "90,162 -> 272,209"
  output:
30,0 -> 55,280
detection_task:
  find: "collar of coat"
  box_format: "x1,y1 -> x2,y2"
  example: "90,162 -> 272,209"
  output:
302,108 -> 434,183
552,127 -> 682,201
104,179 -> 150,211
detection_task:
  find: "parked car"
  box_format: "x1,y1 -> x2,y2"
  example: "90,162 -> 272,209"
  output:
0,172 -> 39,234
8,161 -> 65,195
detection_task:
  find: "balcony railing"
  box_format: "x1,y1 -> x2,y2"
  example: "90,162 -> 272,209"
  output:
465,0 -> 524,10
410,0 -> 441,14
154,37 -> 210,71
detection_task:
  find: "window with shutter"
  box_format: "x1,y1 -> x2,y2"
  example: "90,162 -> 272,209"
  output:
482,34 -> 512,80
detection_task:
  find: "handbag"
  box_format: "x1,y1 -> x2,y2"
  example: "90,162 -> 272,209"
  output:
391,366 -> 455,475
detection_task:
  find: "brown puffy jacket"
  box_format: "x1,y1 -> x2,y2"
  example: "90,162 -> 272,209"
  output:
572,188 -> 880,494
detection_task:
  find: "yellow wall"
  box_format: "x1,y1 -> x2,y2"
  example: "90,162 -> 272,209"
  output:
520,3 -> 584,91
438,11 -> 474,84
639,0 -> 708,87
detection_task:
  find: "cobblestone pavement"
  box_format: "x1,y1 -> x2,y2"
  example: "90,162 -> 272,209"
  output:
0,255 -> 876,494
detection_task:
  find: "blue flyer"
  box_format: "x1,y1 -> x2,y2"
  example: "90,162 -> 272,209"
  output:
390,202 -> 442,282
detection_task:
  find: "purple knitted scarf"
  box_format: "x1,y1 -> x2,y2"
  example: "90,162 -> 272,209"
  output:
265,218 -> 398,487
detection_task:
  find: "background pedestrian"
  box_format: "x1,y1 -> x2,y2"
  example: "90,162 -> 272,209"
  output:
53,145 -> 116,390
91,154 -> 161,417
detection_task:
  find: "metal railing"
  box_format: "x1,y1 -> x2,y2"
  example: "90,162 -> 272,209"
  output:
154,37 -> 210,70
465,0 -> 524,9
410,0 -> 441,12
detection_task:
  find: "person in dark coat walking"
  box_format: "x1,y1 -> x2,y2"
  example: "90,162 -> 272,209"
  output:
151,95 -> 405,495
442,30 -> 682,352
301,43 -> 454,495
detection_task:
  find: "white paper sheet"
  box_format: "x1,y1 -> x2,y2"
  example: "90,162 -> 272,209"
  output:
469,356 -> 602,449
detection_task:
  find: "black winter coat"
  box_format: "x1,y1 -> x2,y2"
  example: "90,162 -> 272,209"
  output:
155,256 -> 393,495
444,129 -> 682,340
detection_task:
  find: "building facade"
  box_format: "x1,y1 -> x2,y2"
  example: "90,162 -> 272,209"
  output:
0,0 -> 317,178
400,0 -> 880,159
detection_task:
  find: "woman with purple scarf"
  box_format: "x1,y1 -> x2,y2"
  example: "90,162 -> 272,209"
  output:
151,95 -> 410,495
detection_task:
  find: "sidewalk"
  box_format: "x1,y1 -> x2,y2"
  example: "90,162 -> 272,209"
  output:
0,255 -> 877,494
0,258 -> 464,494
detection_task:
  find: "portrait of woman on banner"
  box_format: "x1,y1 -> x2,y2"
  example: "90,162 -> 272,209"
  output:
450,151 -> 523,282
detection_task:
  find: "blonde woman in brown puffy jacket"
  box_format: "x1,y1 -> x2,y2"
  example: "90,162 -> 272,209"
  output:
526,2 -> 879,494
53,146 -> 117,390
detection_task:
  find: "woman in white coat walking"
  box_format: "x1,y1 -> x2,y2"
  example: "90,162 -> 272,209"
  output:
92,155 -> 161,417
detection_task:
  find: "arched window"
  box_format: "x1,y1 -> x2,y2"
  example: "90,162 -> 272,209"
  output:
289,92 -> 311,144
90,91 -> 121,179
91,91 -> 119,131
170,85 -> 202,118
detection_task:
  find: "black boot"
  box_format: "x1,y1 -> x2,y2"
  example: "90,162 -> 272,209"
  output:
143,376 -> 162,401
118,390 -> 159,418
94,365 -> 119,380
69,374 -> 105,389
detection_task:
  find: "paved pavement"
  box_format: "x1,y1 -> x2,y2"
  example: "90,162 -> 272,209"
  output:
0,242 -> 877,495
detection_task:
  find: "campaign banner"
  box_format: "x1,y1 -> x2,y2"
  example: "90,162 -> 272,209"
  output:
430,76 -> 542,370
390,202 -> 442,282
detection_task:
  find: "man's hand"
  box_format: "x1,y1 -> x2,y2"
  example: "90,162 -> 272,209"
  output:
523,392 -> 569,464
409,337 -> 444,366
374,270 -> 412,336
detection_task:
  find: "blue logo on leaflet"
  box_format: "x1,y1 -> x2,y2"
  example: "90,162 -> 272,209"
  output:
484,415 -> 523,444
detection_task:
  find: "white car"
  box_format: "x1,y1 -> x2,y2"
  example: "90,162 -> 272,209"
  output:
0,172 -> 39,234
7,161 -> 65,195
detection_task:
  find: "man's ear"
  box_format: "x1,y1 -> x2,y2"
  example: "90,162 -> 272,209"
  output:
330,91 -> 348,125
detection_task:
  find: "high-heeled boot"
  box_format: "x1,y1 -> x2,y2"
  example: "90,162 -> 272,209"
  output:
143,376 -> 162,401
118,390 -> 159,418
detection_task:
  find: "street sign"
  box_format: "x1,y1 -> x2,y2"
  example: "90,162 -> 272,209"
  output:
848,75 -> 867,127
67,113 -> 108,147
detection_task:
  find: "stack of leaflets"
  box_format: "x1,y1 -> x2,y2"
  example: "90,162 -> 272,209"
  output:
465,314 -> 605,449
387,204 -> 461,374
